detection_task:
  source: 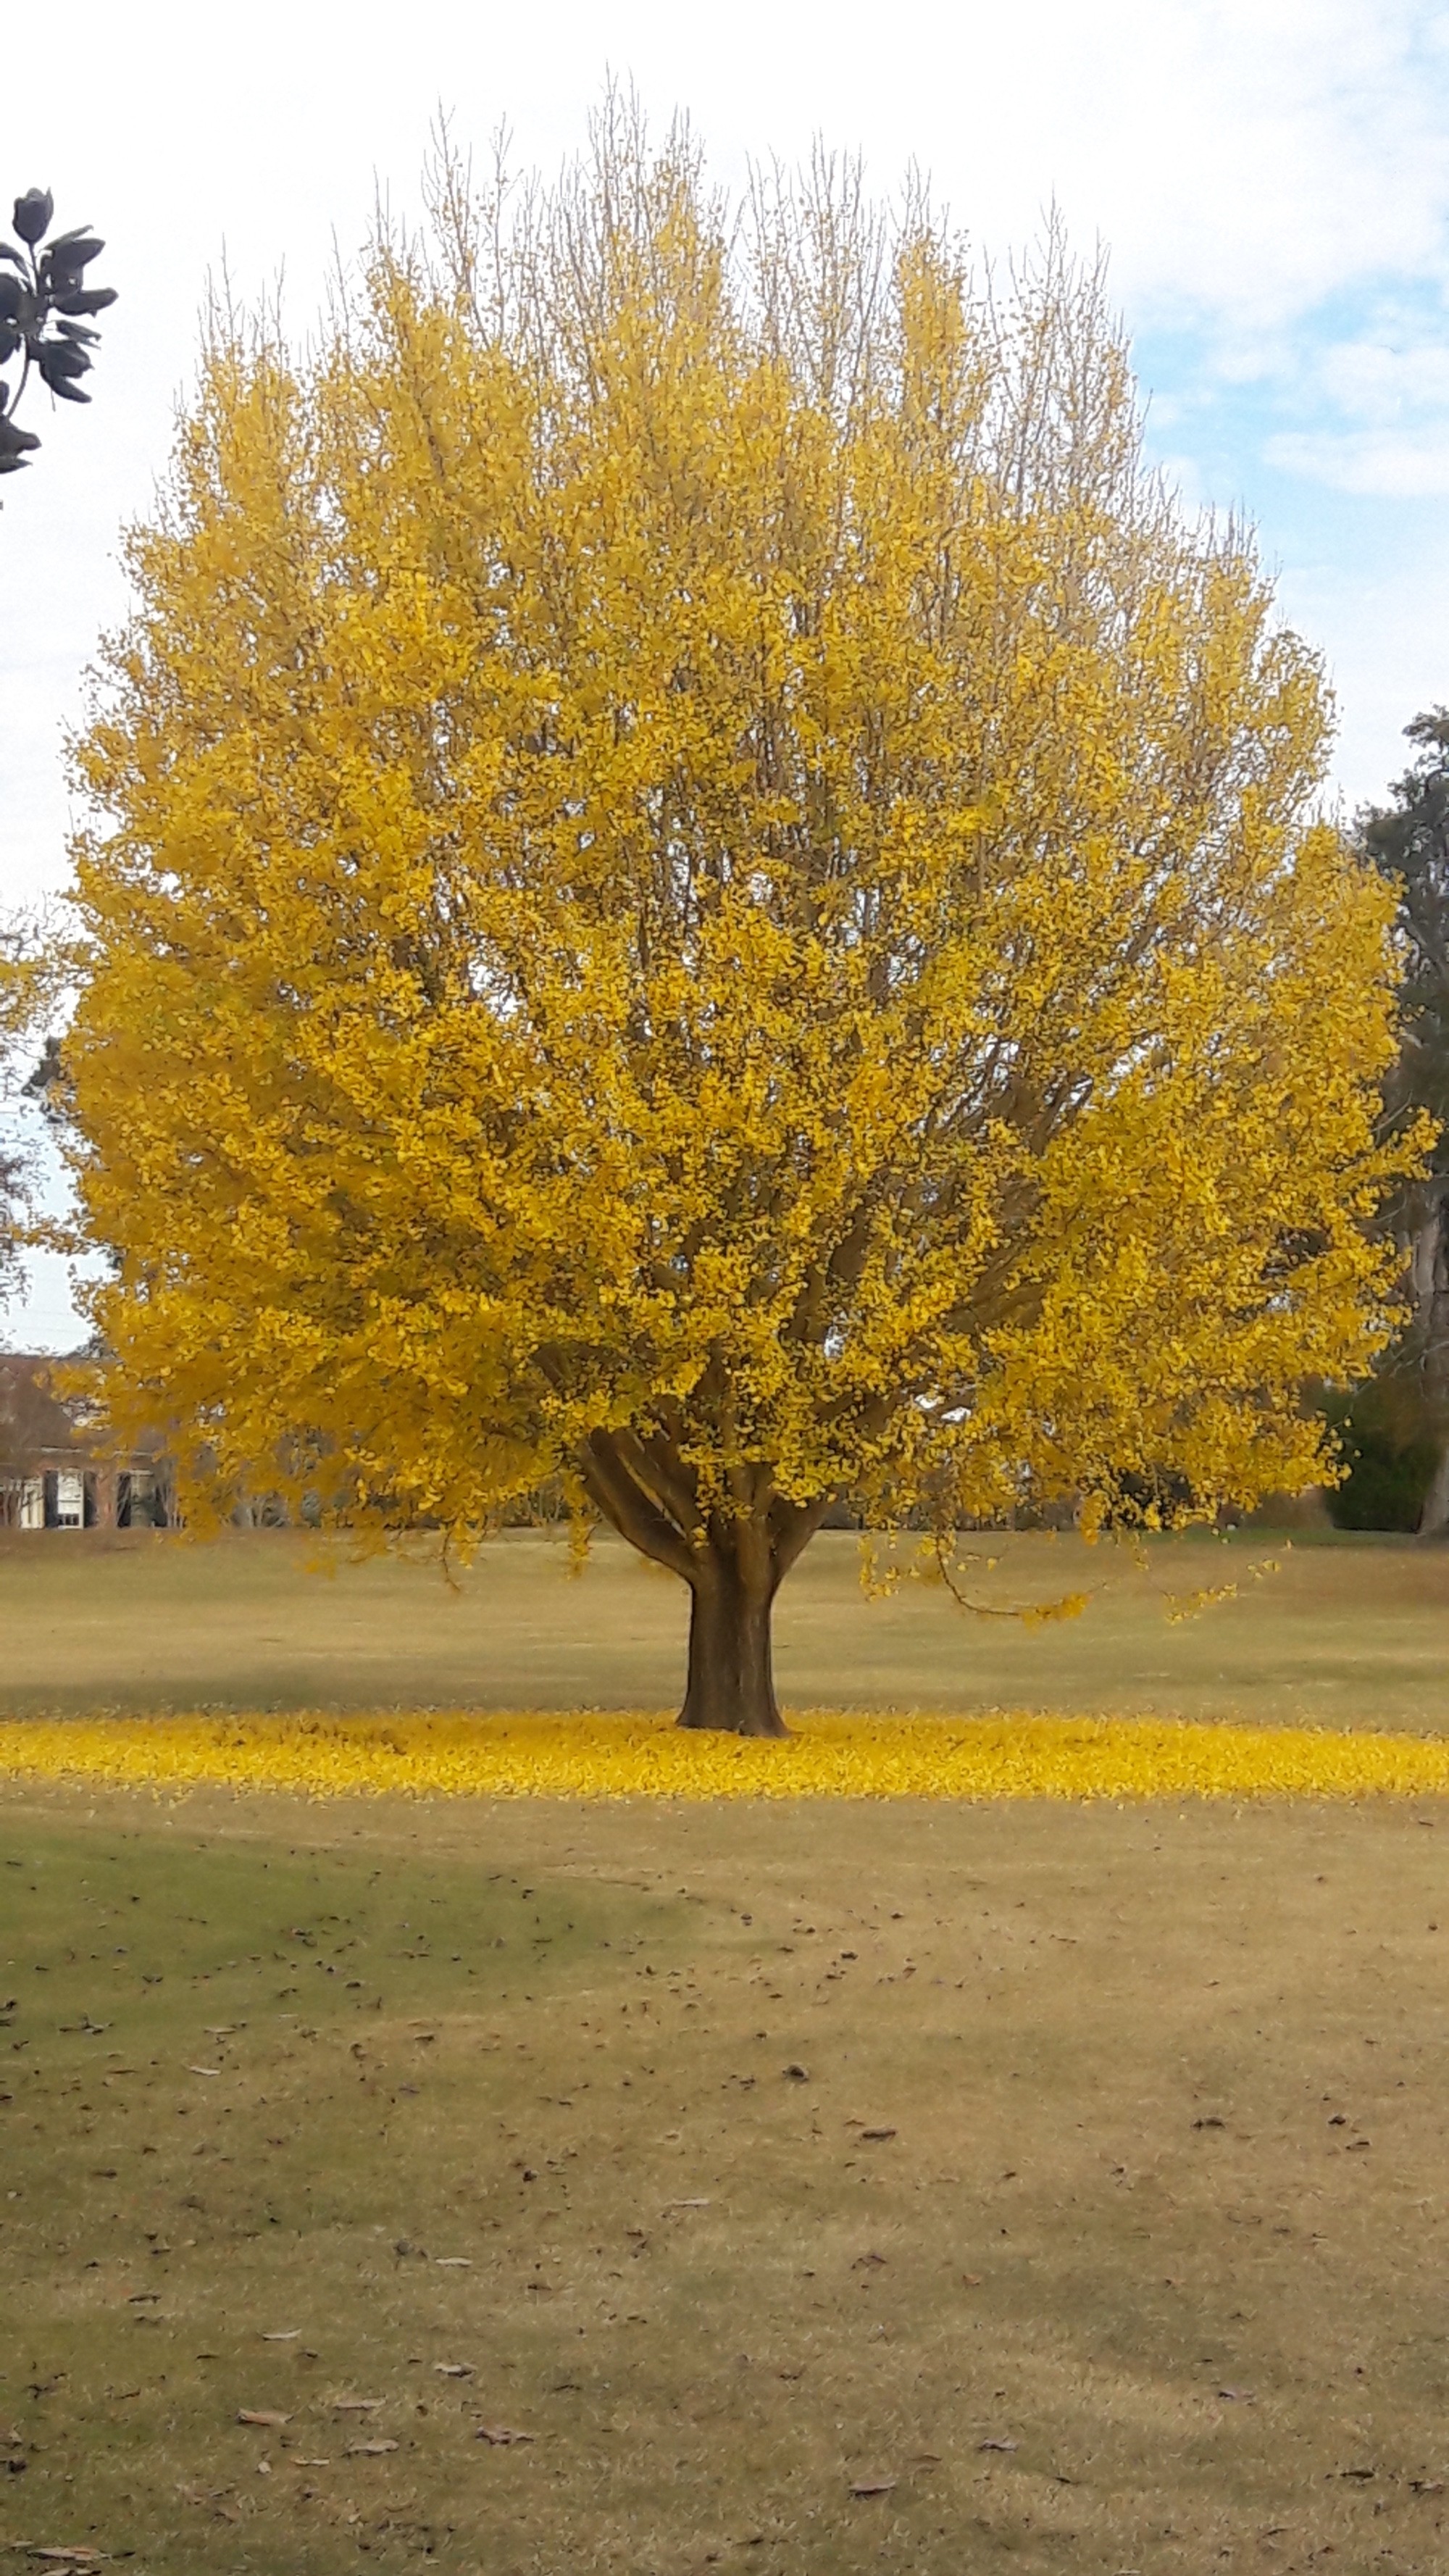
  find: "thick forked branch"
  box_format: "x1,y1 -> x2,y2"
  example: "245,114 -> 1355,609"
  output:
580,1427 -> 696,1580
767,1491 -> 835,1583
581,1401 -> 839,1735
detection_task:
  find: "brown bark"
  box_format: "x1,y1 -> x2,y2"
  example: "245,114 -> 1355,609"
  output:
677,1549 -> 786,1737
1420,1440 -> 1449,1538
1413,1186 -> 1449,1536
577,1426 -> 832,1734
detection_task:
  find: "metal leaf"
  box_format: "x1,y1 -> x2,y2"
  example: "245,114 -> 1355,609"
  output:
12,190 -> 54,246
37,340 -> 91,384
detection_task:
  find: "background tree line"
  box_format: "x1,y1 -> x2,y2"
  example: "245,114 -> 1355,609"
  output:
1329,717 -> 1449,1533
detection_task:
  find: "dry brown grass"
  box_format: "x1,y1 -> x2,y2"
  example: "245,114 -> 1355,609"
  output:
2,1782 -> 1448,2573
1,1522 -> 1447,1730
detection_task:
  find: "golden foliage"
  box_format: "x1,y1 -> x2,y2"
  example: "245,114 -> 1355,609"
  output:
2,1709 -> 1447,1804
59,110 -> 1420,1726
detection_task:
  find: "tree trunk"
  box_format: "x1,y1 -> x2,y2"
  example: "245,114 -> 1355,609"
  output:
677,1551 -> 787,1737
1419,1438 -> 1449,1537
1414,1185 -> 1449,1536
576,1427 -> 830,1737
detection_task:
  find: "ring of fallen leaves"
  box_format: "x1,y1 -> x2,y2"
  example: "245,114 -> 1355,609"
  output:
1,1711 -> 1448,1803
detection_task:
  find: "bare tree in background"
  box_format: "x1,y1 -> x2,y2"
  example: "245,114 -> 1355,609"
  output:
0,921 -> 43,1327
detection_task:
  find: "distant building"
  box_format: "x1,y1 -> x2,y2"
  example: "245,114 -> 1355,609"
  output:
0,1354 -> 171,1530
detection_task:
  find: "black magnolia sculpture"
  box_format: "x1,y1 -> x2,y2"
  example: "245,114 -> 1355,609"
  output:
0,188 -> 116,474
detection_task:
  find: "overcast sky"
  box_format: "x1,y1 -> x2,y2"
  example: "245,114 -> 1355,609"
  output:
7,0 -> 1449,1345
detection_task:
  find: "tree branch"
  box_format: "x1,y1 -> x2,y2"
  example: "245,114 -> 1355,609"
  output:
581,1430 -> 696,1580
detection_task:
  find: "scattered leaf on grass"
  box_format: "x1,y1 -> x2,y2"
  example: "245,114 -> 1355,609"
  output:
475,2425 -> 535,2446
1337,2466 -> 1377,2480
187,2067 -> 221,2078
25,2554 -> 104,2566
848,2477 -> 897,2497
261,2330 -> 300,2343
435,2256 -> 472,2267
331,2396 -> 385,2413
1218,2387 -> 1256,2403
1411,2479 -> 1445,2496
237,2409 -> 290,2428
783,2063 -> 809,2081
852,2251 -> 887,2269
434,2363 -> 474,2378
961,2273 -> 982,2288
859,2127 -> 897,2143
979,2438 -> 1019,2453
345,2439 -> 399,2457
664,2198 -> 711,2210
1193,2116 -> 1224,2131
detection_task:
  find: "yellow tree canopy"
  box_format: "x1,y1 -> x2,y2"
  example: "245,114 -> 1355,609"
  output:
64,120 -> 1413,1730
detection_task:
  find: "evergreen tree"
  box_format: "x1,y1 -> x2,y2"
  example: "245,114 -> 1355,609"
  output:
1355,713 -> 1449,1533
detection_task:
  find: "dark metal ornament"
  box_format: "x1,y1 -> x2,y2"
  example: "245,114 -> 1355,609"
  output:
0,190 -> 117,476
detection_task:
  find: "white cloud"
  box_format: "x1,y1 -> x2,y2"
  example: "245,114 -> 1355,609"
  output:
1277,530 -> 1449,812
1149,451 -> 1219,513
1266,428 -> 1449,495
1316,333 -> 1449,423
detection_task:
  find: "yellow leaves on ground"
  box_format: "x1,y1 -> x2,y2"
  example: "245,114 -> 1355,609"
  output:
1,1711 -> 1446,1804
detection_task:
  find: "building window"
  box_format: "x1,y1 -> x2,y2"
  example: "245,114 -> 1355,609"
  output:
54,1470 -> 85,1528
118,1470 -> 167,1529
0,1477 -> 46,1530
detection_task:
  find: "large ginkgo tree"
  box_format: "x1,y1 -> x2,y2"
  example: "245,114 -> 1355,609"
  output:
62,116 -> 1413,1731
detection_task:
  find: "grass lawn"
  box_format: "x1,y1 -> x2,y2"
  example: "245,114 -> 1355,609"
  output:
1,1524 -> 1446,1729
1,1785 -> 1448,2574
3,1532 -> 1447,2567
